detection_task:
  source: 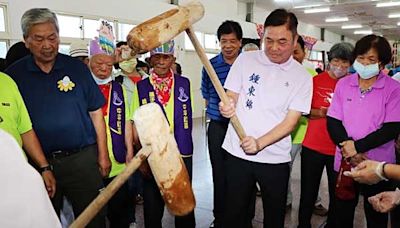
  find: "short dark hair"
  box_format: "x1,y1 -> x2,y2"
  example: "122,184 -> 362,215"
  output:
297,35 -> 305,51
328,42 -> 354,64
174,62 -> 182,75
264,8 -> 298,36
116,41 -> 127,48
217,20 -> 243,41
353,34 -> 392,66
6,41 -> 31,68
137,60 -> 149,70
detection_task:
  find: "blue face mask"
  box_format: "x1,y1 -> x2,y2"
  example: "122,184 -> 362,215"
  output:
91,72 -> 112,85
353,60 -> 380,80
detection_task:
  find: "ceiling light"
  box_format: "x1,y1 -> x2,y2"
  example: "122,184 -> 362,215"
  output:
342,24 -> 363,29
326,17 -> 349,22
377,2 -> 400,7
388,13 -> 400,18
304,7 -> 330,14
354,30 -> 373,35
294,4 -> 322,9
397,22 -> 400,26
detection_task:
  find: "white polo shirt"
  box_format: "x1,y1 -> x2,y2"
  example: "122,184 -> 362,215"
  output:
0,129 -> 61,228
222,50 -> 312,164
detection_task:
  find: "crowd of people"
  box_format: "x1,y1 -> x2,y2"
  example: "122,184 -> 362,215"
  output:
0,6 -> 399,228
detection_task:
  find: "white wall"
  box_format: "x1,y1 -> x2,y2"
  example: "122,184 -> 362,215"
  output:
324,29 -> 341,43
4,0 -> 353,118
344,37 -> 356,45
298,21 -> 320,39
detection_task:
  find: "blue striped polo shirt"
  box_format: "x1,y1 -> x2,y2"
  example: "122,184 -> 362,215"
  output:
201,53 -> 234,122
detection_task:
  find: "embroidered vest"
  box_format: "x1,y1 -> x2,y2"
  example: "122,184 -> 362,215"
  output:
137,75 -> 193,156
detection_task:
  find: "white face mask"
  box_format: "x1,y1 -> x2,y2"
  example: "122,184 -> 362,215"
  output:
91,72 -> 112,85
353,60 -> 380,80
329,64 -> 348,78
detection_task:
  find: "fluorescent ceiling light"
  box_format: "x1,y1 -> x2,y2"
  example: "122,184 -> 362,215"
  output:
389,13 -> 400,18
354,30 -> 373,35
377,2 -> 400,7
326,17 -> 349,22
294,4 -> 322,9
304,7 -> 330,14
397,22 -> 400,26
342,24 -> 362,29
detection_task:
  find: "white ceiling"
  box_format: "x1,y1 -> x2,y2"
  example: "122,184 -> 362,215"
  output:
238,0 -> 400,40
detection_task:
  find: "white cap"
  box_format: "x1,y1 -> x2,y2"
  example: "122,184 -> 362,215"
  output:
69,40 -> 89,58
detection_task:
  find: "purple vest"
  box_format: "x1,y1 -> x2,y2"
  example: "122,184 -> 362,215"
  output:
137,75 -> 193,156
109,81 -> 126,163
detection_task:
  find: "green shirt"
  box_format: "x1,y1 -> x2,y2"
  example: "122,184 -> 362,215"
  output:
0,73 -> 32,147
291,67 -> 317,144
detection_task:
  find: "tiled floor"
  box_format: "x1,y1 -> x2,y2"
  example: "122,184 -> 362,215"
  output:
133,118 -> 367,228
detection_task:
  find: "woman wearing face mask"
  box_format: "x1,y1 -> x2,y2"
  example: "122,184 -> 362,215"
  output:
114,41 -> 150,104
327,35 -> 400,227
298,42 -> 354,228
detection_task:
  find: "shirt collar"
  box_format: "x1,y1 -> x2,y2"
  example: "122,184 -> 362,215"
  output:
349,71 -> 387,89
216,53 -> 225,64
27,53 -> 64,73
216,50 -> 242,65
259,51 -> 294,71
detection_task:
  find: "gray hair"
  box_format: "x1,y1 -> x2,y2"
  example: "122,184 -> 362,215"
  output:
21,8 -> 59,38
242,43 -> 259,52
328,42 -> 354,64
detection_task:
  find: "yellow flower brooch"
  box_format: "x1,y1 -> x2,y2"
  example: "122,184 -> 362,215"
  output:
57,76 -> 75,92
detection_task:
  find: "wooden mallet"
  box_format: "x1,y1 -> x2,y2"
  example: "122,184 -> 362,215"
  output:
70,104 -> 195,227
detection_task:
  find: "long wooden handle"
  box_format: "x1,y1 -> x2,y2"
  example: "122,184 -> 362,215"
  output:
69,147 -> 152,228
185,26 -> 246,140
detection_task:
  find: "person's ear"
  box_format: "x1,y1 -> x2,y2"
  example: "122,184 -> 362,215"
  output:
23,38 -> 30,49
379,62 -> 384,70
293,34 -> 299,46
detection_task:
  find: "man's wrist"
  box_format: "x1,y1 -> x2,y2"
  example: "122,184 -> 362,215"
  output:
39,165 -> 53,173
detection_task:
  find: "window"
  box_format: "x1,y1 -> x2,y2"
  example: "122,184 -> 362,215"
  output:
84,19 -> 115,39
184,32 -> 203,50
309,50 -> 323,61
206,52 -> 217,59
57,15 -> 81,38
118,23 -> 135,41
59,44 -> 70,55
0,40 -> 7,58
0,6 -> 5,32
204,34 -> 219,50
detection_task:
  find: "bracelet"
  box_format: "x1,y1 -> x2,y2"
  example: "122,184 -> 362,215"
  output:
395,188 -> 400,206
382,162 -> 389,180
39,165 -> 53,173
375,162 -> 388,181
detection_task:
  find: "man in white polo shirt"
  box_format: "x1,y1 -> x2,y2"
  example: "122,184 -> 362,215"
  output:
219,9 -> 312,227
0,129 -> 61,228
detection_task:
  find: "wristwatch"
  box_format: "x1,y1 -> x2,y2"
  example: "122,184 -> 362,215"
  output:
39,165 -> 53,173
